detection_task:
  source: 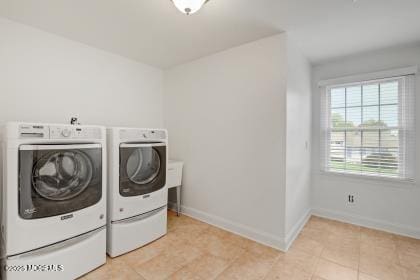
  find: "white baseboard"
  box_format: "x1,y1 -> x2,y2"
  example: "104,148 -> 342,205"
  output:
312,208 -> 420,239
168,203 -> 420,253
168,202 -> 287,251
284,209 -> 312,251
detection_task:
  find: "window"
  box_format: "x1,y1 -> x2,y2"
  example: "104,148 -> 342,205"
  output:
321,74 -> 415,181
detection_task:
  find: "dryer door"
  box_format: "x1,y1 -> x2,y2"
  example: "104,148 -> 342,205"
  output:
19,144 -> 102,219
119,143 -> 166,197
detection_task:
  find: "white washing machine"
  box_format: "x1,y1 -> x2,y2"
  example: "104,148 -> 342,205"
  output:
0,122 -> 107,280
107,127 -> 168,257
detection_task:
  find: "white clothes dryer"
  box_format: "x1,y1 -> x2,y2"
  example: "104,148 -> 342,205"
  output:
107,127 -> 168,257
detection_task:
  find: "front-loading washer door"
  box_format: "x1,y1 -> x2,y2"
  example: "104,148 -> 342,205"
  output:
18,144 -> 102,219
119,143 -> 166,197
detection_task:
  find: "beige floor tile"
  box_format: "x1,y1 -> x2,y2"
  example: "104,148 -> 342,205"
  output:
321,244 -> 359,269
216,251 -> 278,280
134,242 -> 203,280
265,268 -> 312,280
339,234 -> 361,247
167,217 -> 179,232
280,248 -> 318,274
314,259 -> 358,280
168,212 -> 207,231
206,226 -> 236,239
134,251 -> 184,280
289,234 -> 324,257
329,220 -> 360,235
172,241 -> 205,262
324,233 -> 346,247
323,224 -> 359,247
265,257 -> 313,280
404,268 -> 420,280
360,242 -> 399,264
360,227 -> 395,239
358,273 -> 380,280
397,236 -> 420,259
244,241 -> 281,259
190,232 -> 245,261
171,225 -> 209,244
306,216 -> 332,231
168,253 -> 230,280
117,248 -> 158,268
398,250 -> 420,272
205,226 -> 254,249
300,227 -> 330,245
168,217 -> 210,243
359,252 -> 404,280
360,228 -> 397,250
84,257 -> 144,280
118,229 -> 188,265
167,269 -> 203,280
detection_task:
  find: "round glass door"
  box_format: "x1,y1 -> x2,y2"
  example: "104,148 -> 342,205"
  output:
32,151 -> 93,201
126,148 -> 161,185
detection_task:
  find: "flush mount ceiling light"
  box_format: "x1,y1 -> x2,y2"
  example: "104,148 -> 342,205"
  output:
171,0 -> 209,15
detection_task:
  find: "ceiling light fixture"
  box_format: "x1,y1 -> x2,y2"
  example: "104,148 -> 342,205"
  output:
171,0 -> 209,15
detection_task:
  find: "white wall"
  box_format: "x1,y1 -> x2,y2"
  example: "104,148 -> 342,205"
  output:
284,38 -> 312,245
311,43 -> 420,238
0,17 -> 163,128
164,34 -> 288,249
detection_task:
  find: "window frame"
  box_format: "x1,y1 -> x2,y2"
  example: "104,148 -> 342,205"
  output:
320,75 -> 415,183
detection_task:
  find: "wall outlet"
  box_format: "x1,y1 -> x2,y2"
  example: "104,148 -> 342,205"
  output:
348,195 -> 355,204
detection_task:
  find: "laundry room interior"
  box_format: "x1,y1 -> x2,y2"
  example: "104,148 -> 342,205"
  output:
0,1 -> 420,280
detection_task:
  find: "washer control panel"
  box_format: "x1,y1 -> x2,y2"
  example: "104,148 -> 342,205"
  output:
50,126 -> 102,139
18,124 -> 101,139
19,124 -> 50,139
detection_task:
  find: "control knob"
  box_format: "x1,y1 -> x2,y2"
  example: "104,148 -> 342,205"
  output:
62,128 -> 72,137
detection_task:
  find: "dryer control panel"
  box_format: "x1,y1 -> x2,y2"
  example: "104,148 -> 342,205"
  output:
119,129 -> 167,142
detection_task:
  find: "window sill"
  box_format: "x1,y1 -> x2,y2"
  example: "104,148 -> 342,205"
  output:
319,170 -> 417,189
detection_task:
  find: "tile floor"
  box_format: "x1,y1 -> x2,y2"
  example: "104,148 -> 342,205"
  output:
81,211 -> 420,280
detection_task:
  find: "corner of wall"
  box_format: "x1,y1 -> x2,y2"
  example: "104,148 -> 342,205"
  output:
168,202 -> 288,252
284,208 -> 312,251
284,34 -> 313,239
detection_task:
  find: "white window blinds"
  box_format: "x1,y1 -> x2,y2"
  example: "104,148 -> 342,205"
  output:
320,74 -> 415,181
